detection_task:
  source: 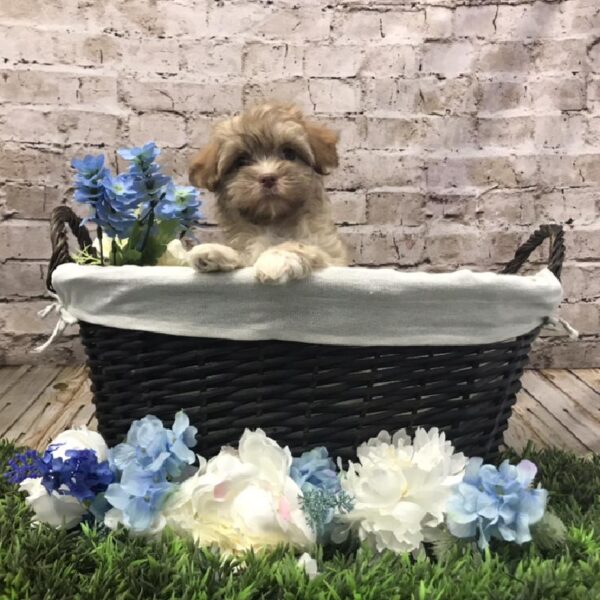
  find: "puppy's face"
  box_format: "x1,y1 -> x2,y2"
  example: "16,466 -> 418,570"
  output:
189,104 -> 338,225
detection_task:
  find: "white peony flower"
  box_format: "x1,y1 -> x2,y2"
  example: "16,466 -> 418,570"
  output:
340,428 -> 467,554
50,427 -> 109,462
19,477 -> 87,529
18,427 -> 109,529
297,553 -> 319,580
162,429 -> 316,553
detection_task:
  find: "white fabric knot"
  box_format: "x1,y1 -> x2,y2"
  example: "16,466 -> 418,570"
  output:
32,293 -> 78,353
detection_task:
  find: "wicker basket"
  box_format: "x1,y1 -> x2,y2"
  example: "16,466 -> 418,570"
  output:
47,207 -> 565,461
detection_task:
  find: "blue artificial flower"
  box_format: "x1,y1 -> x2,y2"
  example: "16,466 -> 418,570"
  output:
292,447 -> 350,540
4,449 -> 46,484
38,447 -> 115,502
118,142 -> 170,204
4,447 -> 114,504
291,447 -> 341,495
118,142 -> 161,165
155,184 -> 202,228
446,458 -> 548,549
105,411 -> 198,533
72,154 -> 110,206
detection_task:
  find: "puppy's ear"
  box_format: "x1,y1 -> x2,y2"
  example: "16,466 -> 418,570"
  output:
189,142 -> 220,191
305,123 -> 339,175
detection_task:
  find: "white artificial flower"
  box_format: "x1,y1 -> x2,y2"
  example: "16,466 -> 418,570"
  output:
50,427 -> 109,461
162,429 -> 316,554
19,478 -> 87,529
92,236 -> 128,263
157,239 -> 190,266
340,428 -> 467,554
18,427 -> 109,529
297,553 -> 319,580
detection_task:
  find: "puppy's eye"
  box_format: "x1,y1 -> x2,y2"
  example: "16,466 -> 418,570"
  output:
233,154 -> 251,170
282,147 -> 297,161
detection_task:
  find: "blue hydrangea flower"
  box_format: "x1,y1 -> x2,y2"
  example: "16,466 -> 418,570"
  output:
4,449 -> 46,484
39,448 -> 115,502
292,448 -> 351,540
4,447 -> 114,503
291,447 -> 341,495
104,411 -> 198,533
446,458 -> 548,549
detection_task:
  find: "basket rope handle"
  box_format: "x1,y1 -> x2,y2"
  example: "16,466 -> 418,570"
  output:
501,224 -> 565,280
46,206 -> 95,292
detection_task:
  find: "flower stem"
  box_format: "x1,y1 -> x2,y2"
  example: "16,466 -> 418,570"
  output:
97,225 -> 104,266
111,240 -> 118,266
140,201 -> 156,256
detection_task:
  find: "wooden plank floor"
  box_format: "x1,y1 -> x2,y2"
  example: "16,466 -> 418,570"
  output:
0,366 -> 598,454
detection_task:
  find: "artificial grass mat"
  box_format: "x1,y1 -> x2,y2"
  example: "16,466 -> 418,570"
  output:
0,441 -> 599,600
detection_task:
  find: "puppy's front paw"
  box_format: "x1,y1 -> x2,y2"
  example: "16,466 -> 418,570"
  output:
188,244 -> 242,273
254,250 -> 308,285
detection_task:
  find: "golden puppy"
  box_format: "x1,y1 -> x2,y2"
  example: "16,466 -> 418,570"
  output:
187,103 -> 348,284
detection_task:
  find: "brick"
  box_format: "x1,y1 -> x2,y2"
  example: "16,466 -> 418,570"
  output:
155,0 -> 209,37
494,3 -> 565,40
208,6 -> 330,41
425,192 -> 476,225
0,221 -> 51,261
363,78 -> 477,115
342,226 -> 426,266
243,80 -> 312,114
531,339 -> 600,369
381,10 -> 427,42
559,303 -> 600,335
363,118 -> 423,149
477,117 -> 535,148
303,45 -> 363,78
4,184 -> 65,219
336,151 -> 424,189
244,43 -> 303,79
0,261 -> 47,298
529,78 -> 587,112
0,300 -> 56,335
474,189 -> 536,226
119,79 -> 243,113
308,79 -> 361,114
454,6 -> 497,38
128,112 -> 187,148
421,41 -> 475,77
0,145 -> 67,185
477,81 -> 529,114
565,227 -> 600,260
561,263 -> 600,302
328,191 -> 367,225
476,42 -> 533,73
0,108 -> 121,146
426,155 -> 537,190
537,155 -> 585,187
535,115 -> 588,150
424,225 -> 486,266
360,45 -> 419,77
533,39 -> 588,73
183,41 -> 242,77
424,6 -> 453,39
422,116 -> 477,150
367,189 -> 425,226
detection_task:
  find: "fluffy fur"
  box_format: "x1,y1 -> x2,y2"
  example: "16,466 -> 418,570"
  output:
187,103 -> 348,284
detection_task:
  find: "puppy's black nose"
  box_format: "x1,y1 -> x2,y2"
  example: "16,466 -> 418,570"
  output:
259,175 -> 277,189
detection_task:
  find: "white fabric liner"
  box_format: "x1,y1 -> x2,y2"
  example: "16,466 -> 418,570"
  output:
51,263 -> 563,347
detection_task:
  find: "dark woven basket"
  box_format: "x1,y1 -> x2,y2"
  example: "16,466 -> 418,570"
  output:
47,207 -> 565,461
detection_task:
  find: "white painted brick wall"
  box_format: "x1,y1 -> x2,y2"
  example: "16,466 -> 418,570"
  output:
0,0 -> 598,367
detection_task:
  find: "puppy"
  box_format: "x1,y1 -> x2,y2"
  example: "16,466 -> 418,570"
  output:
187,103 -> 348,284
